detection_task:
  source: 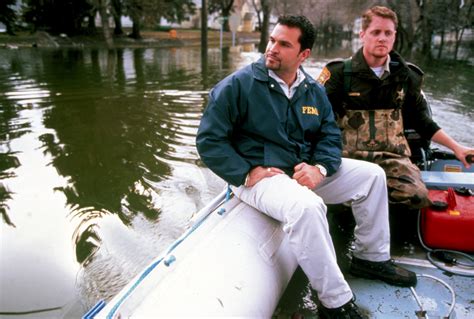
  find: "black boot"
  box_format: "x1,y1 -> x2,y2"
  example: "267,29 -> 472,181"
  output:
318,299 -> 366,319
350,257 -> 417,287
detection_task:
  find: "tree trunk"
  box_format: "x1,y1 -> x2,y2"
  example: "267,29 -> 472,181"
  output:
113,17 -> 123,36
418,1 -> 433,59
454,2 -> 472,60
222,9 -> 231,32
453,27 -> 464,61
201,0 -> 208,87
251,0 -> 262,31
87,10 -> 97,34
111,0 -> 124,35
390,0 -> 415,58
201,0 -> 208,52
98,0 -> 113,47
6,23 -> 15,36
437,29 -> 444,59
130,17 -> 141,39
258,0 -> 271,53
221,0 -> 234,32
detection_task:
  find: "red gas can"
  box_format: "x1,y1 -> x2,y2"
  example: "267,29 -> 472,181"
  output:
421,188 -> 474,252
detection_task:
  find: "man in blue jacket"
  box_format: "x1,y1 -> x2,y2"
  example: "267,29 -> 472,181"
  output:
196,15 -> 415,318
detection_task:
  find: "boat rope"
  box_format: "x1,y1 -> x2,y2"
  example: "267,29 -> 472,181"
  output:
417,211 -> 474,277
409,274 -> 456,319
89,189 -> 230,319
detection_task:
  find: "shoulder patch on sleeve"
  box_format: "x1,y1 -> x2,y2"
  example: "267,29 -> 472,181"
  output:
407,62 -> 424,76
317,59 -> 344,85
317,67 -> 331,85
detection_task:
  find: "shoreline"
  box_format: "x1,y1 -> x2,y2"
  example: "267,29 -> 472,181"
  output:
0,29 -> 261,49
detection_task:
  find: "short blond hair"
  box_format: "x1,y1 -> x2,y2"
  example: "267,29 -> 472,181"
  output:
362,6 -> 398,31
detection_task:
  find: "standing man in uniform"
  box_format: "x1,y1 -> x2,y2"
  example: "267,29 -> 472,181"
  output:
318,6 -> 474,209
197,15 -> 416,318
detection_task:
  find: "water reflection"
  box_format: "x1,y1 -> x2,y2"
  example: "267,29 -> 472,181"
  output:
0,46 -> 248,316
0,73 -> 42,227
0,45 -> 472,317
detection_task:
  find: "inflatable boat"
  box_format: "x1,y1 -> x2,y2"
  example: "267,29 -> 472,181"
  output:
84,151 -> 474,318
83,187 -> 298,318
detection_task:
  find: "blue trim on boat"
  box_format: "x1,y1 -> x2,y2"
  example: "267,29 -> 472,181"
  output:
82,300 -> 105,319
106,259 -> 162,319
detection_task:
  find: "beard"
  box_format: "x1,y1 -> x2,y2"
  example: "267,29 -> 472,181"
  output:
264,52 -> 281,70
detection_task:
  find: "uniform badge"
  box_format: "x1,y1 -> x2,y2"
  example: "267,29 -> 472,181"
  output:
317,67 -> 331,85
396,88 -> 405,102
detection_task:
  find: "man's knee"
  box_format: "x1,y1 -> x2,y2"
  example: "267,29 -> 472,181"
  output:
354,160 -> 387,184
285,194 -> 327,226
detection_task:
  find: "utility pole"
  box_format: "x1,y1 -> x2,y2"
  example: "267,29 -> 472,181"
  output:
201,0 -> 208,55
201,0 -> 208,86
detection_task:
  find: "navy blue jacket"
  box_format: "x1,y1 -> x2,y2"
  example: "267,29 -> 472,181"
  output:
196,57 -> 342,186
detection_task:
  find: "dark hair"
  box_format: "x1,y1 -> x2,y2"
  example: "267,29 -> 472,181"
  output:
276,15 -> 316,52
362,6 -> 398,31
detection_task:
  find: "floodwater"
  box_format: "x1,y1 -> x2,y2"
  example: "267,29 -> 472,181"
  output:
0,43 -> 472,318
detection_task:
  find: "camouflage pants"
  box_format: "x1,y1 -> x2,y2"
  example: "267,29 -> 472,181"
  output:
339,109 -> 431,209
375,157 -> 431,209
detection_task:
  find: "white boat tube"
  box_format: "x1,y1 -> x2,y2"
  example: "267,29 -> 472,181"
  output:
89,189 -> 298,318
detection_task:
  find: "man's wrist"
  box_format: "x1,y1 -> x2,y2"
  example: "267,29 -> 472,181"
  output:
244,173 -> 250,187
315,164 -> 327,177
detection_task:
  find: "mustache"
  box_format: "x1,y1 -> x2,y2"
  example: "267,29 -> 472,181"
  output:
265,52 -> 280,61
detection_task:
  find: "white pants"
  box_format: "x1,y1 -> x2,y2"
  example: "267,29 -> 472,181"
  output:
231,158 -> 390,308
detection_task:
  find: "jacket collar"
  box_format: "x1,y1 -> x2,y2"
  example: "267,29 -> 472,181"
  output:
253,56 -> 269,81
352,48 -> 409,77
252,55 -> 316,85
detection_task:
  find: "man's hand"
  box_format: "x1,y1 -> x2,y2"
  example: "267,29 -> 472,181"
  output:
245,166 -> 284,187
431,129 -> 473,169
453,145 -> 474,169
292,162 -> 325,189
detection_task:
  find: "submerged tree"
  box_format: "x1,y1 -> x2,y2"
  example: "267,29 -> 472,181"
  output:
161,0 -> 196,24
450,0 -> 472,60
22,0 -> 94,35
122,0 -> 195,39
88,0 -> 114,47
414,0 -> 472,61
123,0 -> 143,39
111,0 -> 124,35
0,0 -> 17,35
250,0 -> 273,53
209,0 -> 235,31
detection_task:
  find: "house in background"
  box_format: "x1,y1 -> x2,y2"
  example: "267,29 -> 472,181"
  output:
2,0 -> 258,34
160,0 -> 257,32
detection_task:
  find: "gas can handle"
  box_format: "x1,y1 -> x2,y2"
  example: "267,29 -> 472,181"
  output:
447,188 -> 457,210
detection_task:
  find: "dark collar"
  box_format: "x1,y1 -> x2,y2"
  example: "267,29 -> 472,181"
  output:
352,48 -> 409,77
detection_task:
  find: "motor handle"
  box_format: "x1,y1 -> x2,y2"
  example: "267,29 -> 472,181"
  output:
430,150 -> 456,160
466,154 -> 474,164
